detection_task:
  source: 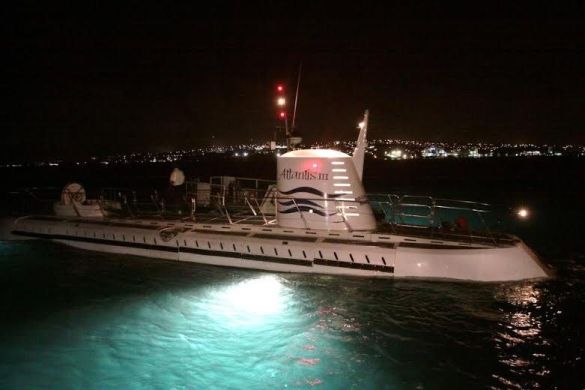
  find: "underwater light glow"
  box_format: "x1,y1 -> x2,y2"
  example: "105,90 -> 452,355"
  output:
207,275 -> 289,327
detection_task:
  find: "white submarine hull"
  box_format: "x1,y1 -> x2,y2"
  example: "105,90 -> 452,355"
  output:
5,216 -> 550,282
1,111 -> 551,282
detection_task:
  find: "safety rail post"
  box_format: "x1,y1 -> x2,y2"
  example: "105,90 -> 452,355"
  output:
244,194 -> 258,216
477,209 -> 498,246
253,197 -> 268,224
190,197 -> 196,221
335,198 -> 353,232
150,192 -> 163,219
221,193 -> 233,224
429,196 -> 437,238
291,198 -> 309,229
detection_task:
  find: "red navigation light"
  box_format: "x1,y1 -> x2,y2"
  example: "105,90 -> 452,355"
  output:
279,111 -> 286,119
276,84 -> 284,93
303,160 -> 321,171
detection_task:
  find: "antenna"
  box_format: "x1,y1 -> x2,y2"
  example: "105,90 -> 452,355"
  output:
292,62 -> 302,131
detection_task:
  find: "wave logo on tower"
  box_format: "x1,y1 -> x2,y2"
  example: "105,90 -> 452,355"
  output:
277,187 -> 340,217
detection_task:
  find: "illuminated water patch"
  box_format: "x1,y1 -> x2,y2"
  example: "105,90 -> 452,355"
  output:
205,275 -> 288,326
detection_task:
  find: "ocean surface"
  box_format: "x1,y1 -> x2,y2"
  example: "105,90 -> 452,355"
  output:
1,157 -> 584,389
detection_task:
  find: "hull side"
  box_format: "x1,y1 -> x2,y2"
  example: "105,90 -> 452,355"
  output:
5,217 -> 550,282
394,243 -> 549,282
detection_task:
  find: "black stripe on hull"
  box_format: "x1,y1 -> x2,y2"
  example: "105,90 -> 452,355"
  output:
14,230 -> 178,252
12,230 -> 313,268
314,259 -> 394,274
180,247 -> 312,267
398,242 -> 480,250
12,230 -> 394,274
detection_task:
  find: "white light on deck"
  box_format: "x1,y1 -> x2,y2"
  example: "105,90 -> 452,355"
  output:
277,97 -> 286,106
358,121 -> 365,129
517,208 -> 529,219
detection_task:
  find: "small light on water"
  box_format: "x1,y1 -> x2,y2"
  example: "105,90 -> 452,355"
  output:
517,208 -> 529,219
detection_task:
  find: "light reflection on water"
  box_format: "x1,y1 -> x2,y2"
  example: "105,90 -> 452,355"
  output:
0,241 -> 584,389
492,282 -> 567,388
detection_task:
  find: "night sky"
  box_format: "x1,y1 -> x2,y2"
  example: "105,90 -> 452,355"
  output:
2,3 -> 584,161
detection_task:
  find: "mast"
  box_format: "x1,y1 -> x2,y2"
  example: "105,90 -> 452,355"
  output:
291,62 -> 302,131
352,110 -> 369,181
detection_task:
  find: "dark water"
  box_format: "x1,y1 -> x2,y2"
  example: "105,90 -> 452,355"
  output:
1,157 -> 584,389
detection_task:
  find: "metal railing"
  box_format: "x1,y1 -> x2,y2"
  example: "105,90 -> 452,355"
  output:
368,193 -> 501,244
4,184 -> 511,245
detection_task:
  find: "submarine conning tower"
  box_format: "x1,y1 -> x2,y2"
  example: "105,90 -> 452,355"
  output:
276,149 -> 376,231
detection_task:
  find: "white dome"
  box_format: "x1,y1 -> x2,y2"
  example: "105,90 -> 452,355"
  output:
280,149 -> 350,159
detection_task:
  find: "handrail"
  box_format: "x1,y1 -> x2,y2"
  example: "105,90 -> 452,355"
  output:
9,185 -> 509,244
291,198 -> 309,229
